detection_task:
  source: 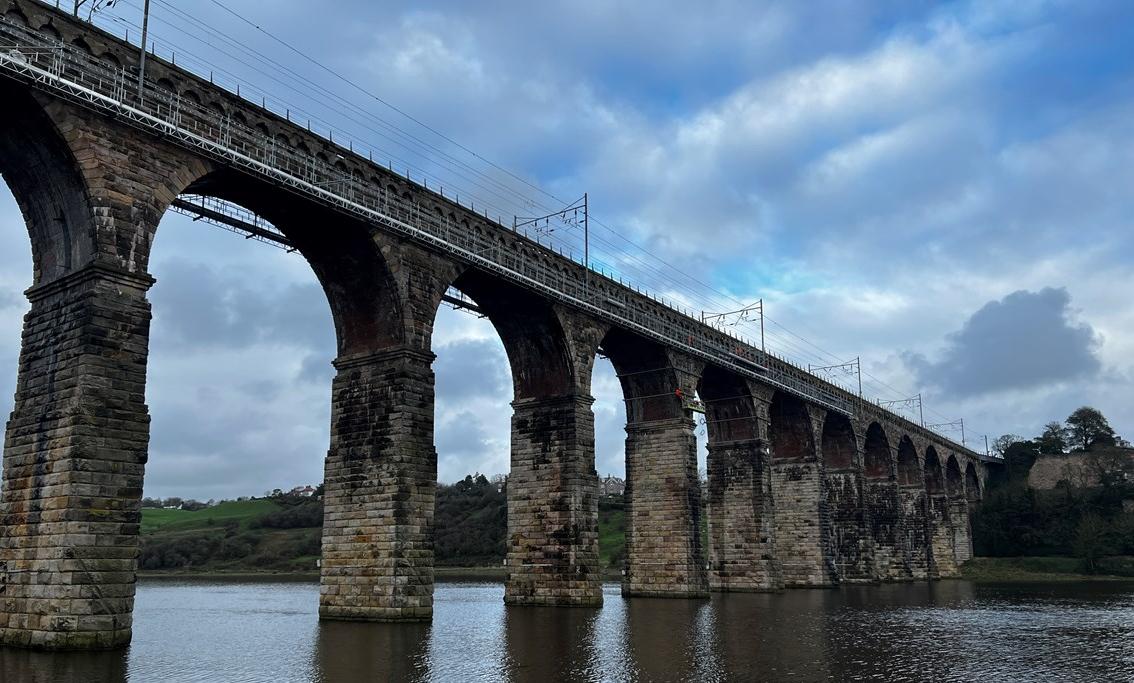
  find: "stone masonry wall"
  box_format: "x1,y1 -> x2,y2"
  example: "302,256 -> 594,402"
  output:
825,470 -> 873,582
769,401 -> 835,588
771,459 -> 833,586
706,441 -> 780,591
865,479 -> 901,581
0,266 -> 154,649
897,486 -> 929,580
950,498 -> 972,564
927,495 -> 958,578
505,395 -> 602,606
320,349 -> 436,621
623,418 -> 708,597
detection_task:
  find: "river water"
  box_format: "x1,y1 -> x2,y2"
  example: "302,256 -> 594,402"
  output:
1,579 -> 1132,682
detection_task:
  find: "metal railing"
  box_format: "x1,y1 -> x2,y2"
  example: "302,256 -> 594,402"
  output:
0,11 -> 980,457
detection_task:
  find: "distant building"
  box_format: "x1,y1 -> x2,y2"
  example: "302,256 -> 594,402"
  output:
288,485 -> 317,497
601,475 -> 625,497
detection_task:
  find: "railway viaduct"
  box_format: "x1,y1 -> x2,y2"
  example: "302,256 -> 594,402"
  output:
0,0 -> 994,649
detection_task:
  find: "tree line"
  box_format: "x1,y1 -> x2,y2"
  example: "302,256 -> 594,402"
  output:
975,406 -> 1133,571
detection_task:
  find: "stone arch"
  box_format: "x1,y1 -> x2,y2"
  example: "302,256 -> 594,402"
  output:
945,455 -> 963,499
37,21 -> 60,40
699,364 -> 759,445
181,168 -> 418,356
453,270 -> 590,401
603,328 -> 691,423
70,35 -> 94,55
897,436 -> 921,486
768,391 -> 815,461
924,447 -> 944,495
0,82 -> 96,284
821,412 -> 856,471
863,422 -> 892,480
4,5 -> 29,25
965,462 -> 982,502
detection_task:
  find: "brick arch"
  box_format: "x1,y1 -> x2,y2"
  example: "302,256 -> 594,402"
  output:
945,455 -> 963,499
924,447 -> 944,495
864,422 -> 892,480
821,412 -> 856,471
768,391 -> 814,461
897,435 -> 921,486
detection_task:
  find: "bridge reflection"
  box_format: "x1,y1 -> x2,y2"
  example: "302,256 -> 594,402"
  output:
303,581 -> 983,681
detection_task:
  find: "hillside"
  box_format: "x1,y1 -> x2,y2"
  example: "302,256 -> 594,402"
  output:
139,476 -> 628,574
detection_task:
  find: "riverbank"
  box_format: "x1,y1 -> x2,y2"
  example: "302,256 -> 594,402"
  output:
962,556 -> 1134,582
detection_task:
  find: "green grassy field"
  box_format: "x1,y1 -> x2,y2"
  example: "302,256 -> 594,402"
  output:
598,502 -> 625,571
141,499 -> 281,534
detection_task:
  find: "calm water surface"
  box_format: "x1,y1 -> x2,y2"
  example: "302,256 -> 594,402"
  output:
1,579 -> 1132,682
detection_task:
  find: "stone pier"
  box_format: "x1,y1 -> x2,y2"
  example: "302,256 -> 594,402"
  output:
319,349 -> 438,621
925,449 -> 958,578
606,336 -> 707,598
894,438 -> 927,580
0,266 -> 155,649
505,394 -> 601,606
947,456 -> 972,566
702,370 -> 780,592
862,423 -> 901,581
769,395 -> 834,587
821,414 -> 873,583
461,283 -> 607,607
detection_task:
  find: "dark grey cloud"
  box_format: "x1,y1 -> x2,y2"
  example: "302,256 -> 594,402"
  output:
434,339 -> 510,402
906,287 -> 1102,398
150,259 -> 335,354
298,353 -> 335,385
436,410 -> 493,463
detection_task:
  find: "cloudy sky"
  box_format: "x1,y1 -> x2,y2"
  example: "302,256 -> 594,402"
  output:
1,0 -> 1132,499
